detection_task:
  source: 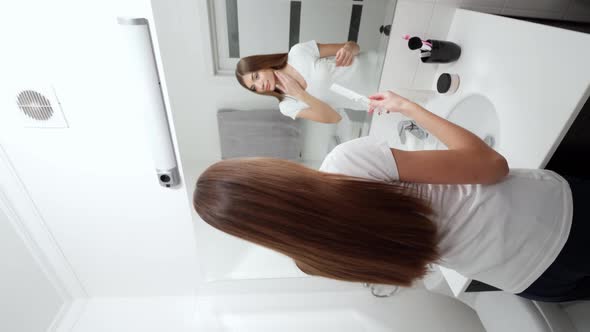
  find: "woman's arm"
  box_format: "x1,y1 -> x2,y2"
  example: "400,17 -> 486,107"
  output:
318,41 -> 360,67
296,92 -> 342,123
275,71 -> 341,123
369,91 -> 508,185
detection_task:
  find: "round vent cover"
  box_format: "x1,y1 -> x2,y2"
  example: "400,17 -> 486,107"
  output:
16,90 -> 54,121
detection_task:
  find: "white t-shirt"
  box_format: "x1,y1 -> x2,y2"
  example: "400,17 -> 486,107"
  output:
319,136 -> 573,293
279,40 -> 379,119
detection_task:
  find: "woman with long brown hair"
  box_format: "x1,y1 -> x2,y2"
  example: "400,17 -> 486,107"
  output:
194,90 -> 589,303
236,40 -> 378,123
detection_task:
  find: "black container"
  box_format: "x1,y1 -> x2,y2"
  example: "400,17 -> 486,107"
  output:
420,39 -> 461,63
407,36 -> 423,50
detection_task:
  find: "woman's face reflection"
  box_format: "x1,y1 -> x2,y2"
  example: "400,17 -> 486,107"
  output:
242,69 -> 276,93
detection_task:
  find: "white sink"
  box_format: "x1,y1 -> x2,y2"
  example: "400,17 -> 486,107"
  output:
436,94 -> 500,150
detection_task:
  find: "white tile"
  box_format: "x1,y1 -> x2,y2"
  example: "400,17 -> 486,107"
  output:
461,0 -> 506,8
501,7 -> 563,19
564,0 -> 590,22
504,0 -> 570,12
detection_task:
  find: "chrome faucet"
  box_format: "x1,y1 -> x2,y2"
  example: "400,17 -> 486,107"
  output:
398,120 -> 429,144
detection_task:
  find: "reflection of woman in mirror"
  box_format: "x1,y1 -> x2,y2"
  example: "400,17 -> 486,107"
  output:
236,40 -> 375,123
194,90 -> 587,303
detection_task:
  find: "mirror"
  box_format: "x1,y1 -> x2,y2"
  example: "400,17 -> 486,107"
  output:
208,0 -> 396,168
186,0 -> 398,282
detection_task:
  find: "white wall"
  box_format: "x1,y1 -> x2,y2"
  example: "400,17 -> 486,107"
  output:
0,0 -> 199,297
0,200 -> 64,332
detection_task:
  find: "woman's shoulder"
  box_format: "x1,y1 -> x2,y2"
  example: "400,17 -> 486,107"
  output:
289,40 -> 320,58
320,136 -> 400,181
326,137 -> 386,162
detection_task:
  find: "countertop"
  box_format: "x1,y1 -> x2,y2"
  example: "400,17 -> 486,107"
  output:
429,9 -> 590,169
377,9 -> 590,297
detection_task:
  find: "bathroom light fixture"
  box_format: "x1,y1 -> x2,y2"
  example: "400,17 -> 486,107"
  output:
117,17 -> 180,188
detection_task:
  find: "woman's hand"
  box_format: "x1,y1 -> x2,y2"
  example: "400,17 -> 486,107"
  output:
335,42 -> 358,67
274,71 -> 305,98
368,90 -> 412,115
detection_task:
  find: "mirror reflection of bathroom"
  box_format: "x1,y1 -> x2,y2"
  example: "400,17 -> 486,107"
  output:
2,0 -> 590,331
186,0 -> 399,282
209,0 -> 397,170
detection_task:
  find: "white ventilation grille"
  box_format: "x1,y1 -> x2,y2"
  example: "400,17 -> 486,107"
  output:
14,86 -> 68,128
17,90 -> 54,120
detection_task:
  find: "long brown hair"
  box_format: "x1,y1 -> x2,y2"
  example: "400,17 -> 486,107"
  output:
193,158 -> 440,287
235,53 -> 288,102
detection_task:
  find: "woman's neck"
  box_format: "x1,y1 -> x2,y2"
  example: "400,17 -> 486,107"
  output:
280,64 -> 307,90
